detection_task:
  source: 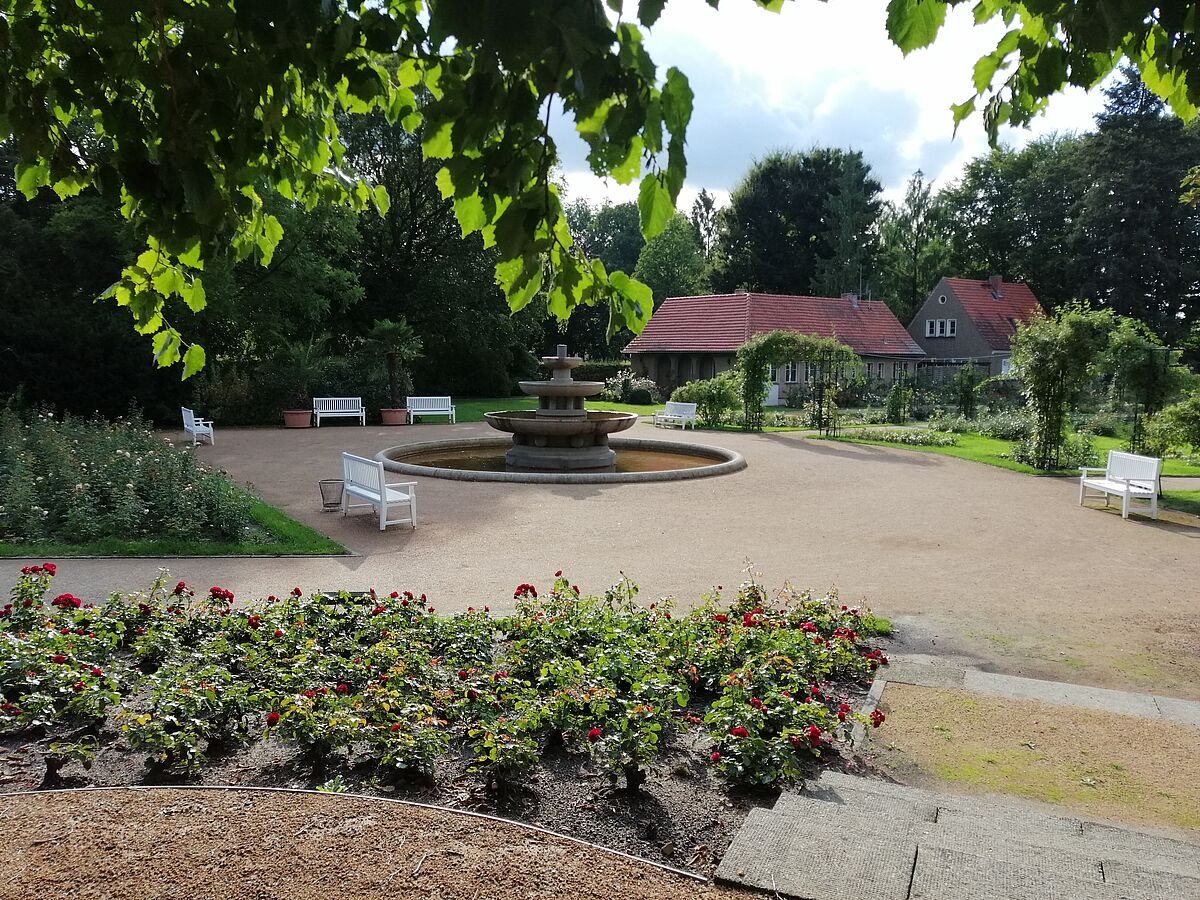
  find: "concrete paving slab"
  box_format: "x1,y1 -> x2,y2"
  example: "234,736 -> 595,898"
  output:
1152,694 -> 1200,727
883,658 -> 967,689
1102,859 -> 1200,892
716,806 -> 917,900
774,786 -> 939,824
908,845 -> 1155,900
963,669 -> 1165,718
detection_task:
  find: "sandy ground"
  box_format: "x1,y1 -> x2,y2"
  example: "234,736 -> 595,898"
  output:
871,682 -> 1200,837
4,421 -> 1199,697
0,788 -> 753,900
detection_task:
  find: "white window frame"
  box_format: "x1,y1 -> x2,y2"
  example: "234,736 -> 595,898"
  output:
806,362 -> 818,382
767,365 -> 778,382
936,319 -> 947,337
947,318 -> 957,337
784,362 -> 798,383
925,319 -> 936,338
1000,357 -> 1013,376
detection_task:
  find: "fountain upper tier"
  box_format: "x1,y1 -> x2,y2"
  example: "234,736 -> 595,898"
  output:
485,344 -> 637,469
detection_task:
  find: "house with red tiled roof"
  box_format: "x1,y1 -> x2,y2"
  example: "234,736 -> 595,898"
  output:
624,292 -> 925,402
907,276 -> 1044,377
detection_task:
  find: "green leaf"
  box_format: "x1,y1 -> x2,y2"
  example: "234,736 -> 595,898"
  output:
454,193 -> 488,235
15,162 -> 50,199
661,68 -> 694,137
181,277 -> 207,313
151,329 -> 182,368
638,0 -> 668,26
152,265 -> 185,298
886,0 -> 948,54
178,241 -> 204,270
182,344 -> 206,379
423,121 -> 453,159
373,184 -> 391,216
637,175 -> 673,240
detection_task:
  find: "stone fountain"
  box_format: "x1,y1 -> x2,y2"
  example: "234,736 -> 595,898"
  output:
484,345 -> 638,469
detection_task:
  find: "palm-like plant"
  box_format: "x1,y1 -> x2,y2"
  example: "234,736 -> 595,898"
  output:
367,318 -> 423,409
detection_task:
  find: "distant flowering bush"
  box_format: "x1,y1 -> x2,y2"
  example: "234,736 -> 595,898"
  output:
853,429 -> 958,447
0,408 -> 251,544
600,370 -> 661,404
2,565 -> 889,791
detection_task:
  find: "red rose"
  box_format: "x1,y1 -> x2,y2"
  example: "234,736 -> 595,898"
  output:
729,726 -> 748,738
50,654 -> 67,664
303,690 -> 316,699
266,712 -> 280,727
467,689 -> 479,701
587,727 -> 602,743
335,684 -> 349,694
713,614 -> 728,624
749,697 -> 764,710
390,722 -> 403,732
870,709 -> 886,728
710,751 -> 721,762
806,724 -> 822,747
457,670 -> 468,680
554,570 -> 562,577
90,667 -> 102,677
371,605 -> 385,615
492,671 -> 507,682
43,563 -> 57,576
291,587 -> 303,597
72,681 -> 85,692
173,581 -> 187,595
390,592 -> 399,599
273,629 -> 284,638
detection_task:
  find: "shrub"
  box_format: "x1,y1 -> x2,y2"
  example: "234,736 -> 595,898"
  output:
884,383 -> 913,424
976,409 -> 1034,441
853,429 -> 958,447
951,365 -> 986,418
600,370 -> 661,404
573,360 -> 631,382
1013,430 -> 1097,469
0,409 -> 252,544
671,371 -> 741,427
1072,410 -> 1123,437
1145,391 -> 1200,454
928,413 -> 975,434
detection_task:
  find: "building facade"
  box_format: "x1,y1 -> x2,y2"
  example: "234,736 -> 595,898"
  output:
907,276 -> 1044,377
624,292 -> 926,402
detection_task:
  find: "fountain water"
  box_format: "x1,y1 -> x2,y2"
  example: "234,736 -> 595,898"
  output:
484,345 -> 638,469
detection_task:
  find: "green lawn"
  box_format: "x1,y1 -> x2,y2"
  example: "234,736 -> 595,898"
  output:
0,494 -> 346,558
1162,491 -> 1200,517
446,396 -> 661,423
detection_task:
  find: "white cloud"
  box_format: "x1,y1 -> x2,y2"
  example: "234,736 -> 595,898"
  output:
557,0 -> 1108,207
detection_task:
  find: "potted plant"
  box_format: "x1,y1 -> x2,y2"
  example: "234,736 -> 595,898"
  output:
276,338 -> 328,428
367,318 -> 423,426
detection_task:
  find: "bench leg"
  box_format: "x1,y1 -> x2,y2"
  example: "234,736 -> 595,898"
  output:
410,492 -> 417,528
1078,479 -> 1085,506
1121,492 -> 1130,519
1150,493 -> 1158,520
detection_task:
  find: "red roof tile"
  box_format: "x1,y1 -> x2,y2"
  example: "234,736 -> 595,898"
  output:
944,278 -> 1044,350
624,293 -> 925,357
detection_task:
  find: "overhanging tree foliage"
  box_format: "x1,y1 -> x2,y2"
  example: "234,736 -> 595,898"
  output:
735,331 -> 860,432
7,0 -> 1200,378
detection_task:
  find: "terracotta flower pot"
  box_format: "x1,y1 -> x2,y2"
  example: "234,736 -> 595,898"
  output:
282,409 -> 312,428
380,408 -> 409,426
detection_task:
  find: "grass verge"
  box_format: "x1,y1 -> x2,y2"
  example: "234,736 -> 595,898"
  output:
0,494 -> 346,557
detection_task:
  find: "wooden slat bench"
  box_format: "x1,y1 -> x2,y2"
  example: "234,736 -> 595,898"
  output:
406,396 -> 456,423
314,397 -> 366,427
181,407 -> 215,445
341,452 -> 417,530
1079,450 -> 1162,520
653,401 -> 698,429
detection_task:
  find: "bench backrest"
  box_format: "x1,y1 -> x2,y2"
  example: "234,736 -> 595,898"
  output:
407,396 -> 453,412
314,397 -> 363,413
181,407 -> 197,429
663,401 -> 698,417
342,452 -> 384,491
1106,450 -> 1161,484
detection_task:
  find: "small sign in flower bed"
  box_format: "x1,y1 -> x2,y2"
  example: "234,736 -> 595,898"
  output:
1,564 -> 890,872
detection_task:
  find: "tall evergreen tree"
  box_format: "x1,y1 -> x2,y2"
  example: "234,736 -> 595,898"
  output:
689,188 -> 719,259
1070,69 -> 1200,339
876,171 -> 952,322
812,157 -> 882,298
711,149 -> 881,295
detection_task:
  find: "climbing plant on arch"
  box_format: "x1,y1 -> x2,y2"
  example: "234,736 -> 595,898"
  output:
735,331 -> 860,432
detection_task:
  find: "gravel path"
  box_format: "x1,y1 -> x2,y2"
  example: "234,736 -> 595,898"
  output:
4,422 -> 1198,697
0,788 -> 753,900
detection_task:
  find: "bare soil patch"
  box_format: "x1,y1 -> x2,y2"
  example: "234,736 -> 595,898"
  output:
0,788 -> 757,900
872,682 -> 1200,836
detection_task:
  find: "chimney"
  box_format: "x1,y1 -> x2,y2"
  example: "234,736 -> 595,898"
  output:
841,292 -> 860,309
988,275 -> 1003,298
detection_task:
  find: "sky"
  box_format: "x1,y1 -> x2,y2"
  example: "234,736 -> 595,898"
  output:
553,0 -> 1110,210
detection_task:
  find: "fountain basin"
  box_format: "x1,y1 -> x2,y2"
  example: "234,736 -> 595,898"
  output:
517,381 -> 604,397
484,410 -> 638,436
377,437 -> 746,484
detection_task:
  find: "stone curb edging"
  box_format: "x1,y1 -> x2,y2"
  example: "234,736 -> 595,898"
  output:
851,677 -> 888,749
2,784 -> 708,883
377,436 -> 746,484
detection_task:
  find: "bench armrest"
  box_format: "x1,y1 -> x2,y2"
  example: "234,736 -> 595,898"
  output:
1078,467 -> 1105,474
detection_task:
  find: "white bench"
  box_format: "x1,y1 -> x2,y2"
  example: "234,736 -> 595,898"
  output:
407,396 -> 456,423
654,401 -> 698,429
314,397 -> 366,426
341,453 -> 417,530
181,407 -> 215,446
1079,450 -> 1162,520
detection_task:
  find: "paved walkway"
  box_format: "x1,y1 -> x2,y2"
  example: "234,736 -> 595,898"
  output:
4,422 -> 1200,697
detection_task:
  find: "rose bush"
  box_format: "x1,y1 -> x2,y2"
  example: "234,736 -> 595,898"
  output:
2,565 -> 890,792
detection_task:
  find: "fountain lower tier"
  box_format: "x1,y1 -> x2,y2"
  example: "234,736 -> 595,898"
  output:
484,410 -> 639,469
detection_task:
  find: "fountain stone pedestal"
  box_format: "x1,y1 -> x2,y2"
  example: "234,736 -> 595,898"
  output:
484,345 -> 638,470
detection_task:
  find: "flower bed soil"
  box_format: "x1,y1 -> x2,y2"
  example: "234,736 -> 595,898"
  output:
0,788 -> 759,900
